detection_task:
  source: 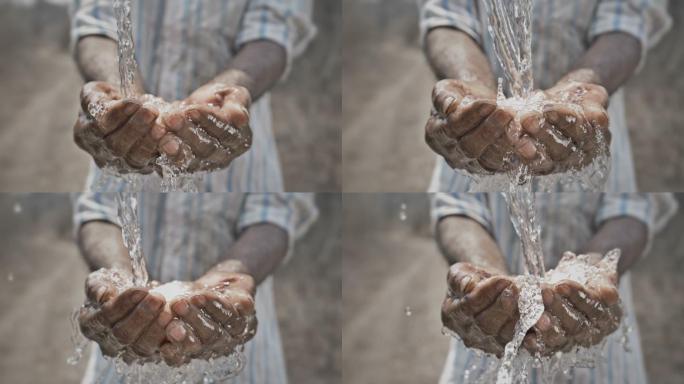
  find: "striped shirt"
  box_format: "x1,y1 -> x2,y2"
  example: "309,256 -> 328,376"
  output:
70,0 -> 316,192
420,0 -> 672,193
73,192 -> 318,384
431,192 -> 678,384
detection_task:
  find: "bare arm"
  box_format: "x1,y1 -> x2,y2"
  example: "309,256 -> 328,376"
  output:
208,40 -> 286,102
202,223 -> 288,285
564,32 -> 641,95
436,215 -> 508,274
78,220 -> 132,272
581,216 -> 648,277
425,27 -> 497,89
75,35 -> 145,94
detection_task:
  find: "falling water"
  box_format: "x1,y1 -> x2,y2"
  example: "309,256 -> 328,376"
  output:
114,0 -> 138,99
116,193 -> 148,287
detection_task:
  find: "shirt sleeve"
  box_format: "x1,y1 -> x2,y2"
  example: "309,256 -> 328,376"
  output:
588,0 -> 672,71
237,193 -> 319,262
71,192 -> 120,237
430,192 -> 493,233
419,0 -> 483,46
595,193 -> 678,255
235,0 -> 317,79
69,0 -> 118,51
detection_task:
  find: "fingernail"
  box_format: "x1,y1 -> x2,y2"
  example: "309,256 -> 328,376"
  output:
192,295 -> 207,306
168,115 -> 184,131
169,324 -> 186,342
124,103 -> 138,115
95,286 -> 107,301
173,300 -> 189,316
162,140 -> 179,155
459,276 -> 472,293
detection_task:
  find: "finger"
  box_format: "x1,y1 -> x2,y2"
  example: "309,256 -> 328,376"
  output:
534,312 -> 567,354
474,284 -> 518,336
105,106 -> 158,157
85,277 -> 116,305
158,133 -> 194,168
543,104 -> 589,149
432,80 -> 465,116
131,309 -> 174,357
124,122 -> 165,169
445,100 -> 496,138
100,288 -> 148,325
165,319 -> 203,356
521,111 -> 572,162
98,100 -> 141,137
164,111 -> 219,160
460,277 -> 512,317
220,86 -> 252,109
447,263 -> 491,298
217,293 -> 255,338
111,293 -> 165,345
459,108 -> 513,159
478,135 -> 516,172
81,82 -> 120,117
172,298 -> 222,344
496,317 -> 517,346
160,342 -> 190,367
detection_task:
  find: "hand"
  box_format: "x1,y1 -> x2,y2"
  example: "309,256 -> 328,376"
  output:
425,79 -> 538,174
524,252 -> 622,356
520,80 -> 611,174
77,268 -> 170,362
158,83 -> 253,173
160,271 -> 257,366
73,82 -> 167,173
441,262 -> 518,357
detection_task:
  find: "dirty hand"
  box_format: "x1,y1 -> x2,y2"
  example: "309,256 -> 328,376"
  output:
77,268 -> 170,362
425,79 -> 538,174
158,83 -> 253,173
74,81 -> 166,173
524,252 -> 622,356
441,262 -> 519,357
520,80 -> 611,174
160,271 -> 257,367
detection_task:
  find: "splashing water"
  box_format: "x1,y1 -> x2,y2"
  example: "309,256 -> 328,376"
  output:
445,1 -> 618,383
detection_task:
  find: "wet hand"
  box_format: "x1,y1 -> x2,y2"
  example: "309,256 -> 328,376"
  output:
158,83 -> 253,173
524,252 -> 622,356
425,79 -> 537,174
160,272 -> 257,367
520,81 -> 611,174
74,81 -> 167,173
77,268 -> 169,362
441,262 -> 519,357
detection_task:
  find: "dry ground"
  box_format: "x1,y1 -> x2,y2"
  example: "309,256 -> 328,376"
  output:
342,0 -> 684,192
0,1 -> 340,192
342,193 -> 684,384
0,194 -> 341,384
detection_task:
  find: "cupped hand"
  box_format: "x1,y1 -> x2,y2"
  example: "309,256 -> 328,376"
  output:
523,252 -> 622,356
158,83 -> 253,173
159,272 -> 257,367
77,268 -> 169,362
441,262 -> 519,357
425,79 -> 538,174
74,81 -> 167,173
520,80 -> 611,174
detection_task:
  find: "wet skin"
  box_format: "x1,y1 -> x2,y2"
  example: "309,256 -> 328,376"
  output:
425,78 -> 611,175
441,256 -> 622,358
74,81 -> 252,175
78,269 -> 257,366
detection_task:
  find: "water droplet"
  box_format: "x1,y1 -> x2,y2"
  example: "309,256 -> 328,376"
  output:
7,273 -> 14,282
13,203 -> 22,214
404,306 -> 412,317
399,203 -> 407,221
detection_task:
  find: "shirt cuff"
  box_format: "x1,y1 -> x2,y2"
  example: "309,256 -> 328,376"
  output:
430,193 -> 492,234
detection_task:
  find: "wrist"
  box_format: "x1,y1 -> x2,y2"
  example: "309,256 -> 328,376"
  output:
210,69 -> 255,96
197,260 -> 251,285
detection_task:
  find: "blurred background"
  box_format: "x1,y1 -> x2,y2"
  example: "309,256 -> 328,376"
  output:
0,193 -> 341,383
343,193 -> 684,383
0,0 -> 340,192
342,0 -> 684,192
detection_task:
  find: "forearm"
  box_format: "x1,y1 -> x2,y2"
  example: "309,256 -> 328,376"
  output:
78,220 -> 132,272
75,35 -> 145,93
565,32 -> 641,95
436,215 -> 508,274
425,27 -> 497,89
204,223 -> 288,285
581,216 -> 648,277
209,40 -> 286,101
